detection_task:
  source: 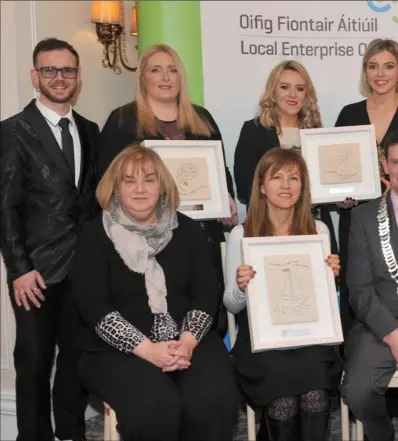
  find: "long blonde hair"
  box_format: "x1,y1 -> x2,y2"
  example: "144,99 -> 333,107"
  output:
258,60 -> 322,135
135,44 -> 213,138
96,145 -> 180,212
244,148 -> 316,238
360,38 -> 398,96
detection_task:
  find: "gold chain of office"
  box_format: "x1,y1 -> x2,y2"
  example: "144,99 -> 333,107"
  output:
378,194 -> 398,293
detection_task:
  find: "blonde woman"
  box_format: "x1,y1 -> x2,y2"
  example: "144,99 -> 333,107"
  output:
97,44 -> 237,337
335,38 -> 398,339
233,60 -> 338,255
225,148 -> 341,441
73,146 -> 238,441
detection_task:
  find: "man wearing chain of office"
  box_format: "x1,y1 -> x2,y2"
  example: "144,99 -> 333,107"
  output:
341,130 -> 398,441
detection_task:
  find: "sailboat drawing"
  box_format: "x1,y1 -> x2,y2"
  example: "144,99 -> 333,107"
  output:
263,254 -> 319,325
276,267 -> 311,316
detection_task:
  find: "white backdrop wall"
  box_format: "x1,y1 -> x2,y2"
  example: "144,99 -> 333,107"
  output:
200,0 -> 396,219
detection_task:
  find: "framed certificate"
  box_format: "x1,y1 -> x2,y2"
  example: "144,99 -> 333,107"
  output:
300,125 -> 381,204
141,140 -> 230,220
242,234 -> 343,352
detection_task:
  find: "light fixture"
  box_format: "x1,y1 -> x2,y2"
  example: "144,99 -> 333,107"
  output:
91,1 -> 138,74
131,6 -> 137,36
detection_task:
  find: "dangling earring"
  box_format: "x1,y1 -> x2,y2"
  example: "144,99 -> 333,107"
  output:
160,193 -> 167,208
157,193 -> 167,215
110,193 -> 120,221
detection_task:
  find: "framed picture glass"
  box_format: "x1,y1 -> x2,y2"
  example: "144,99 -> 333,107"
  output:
300,125 -> 381,204
141,140 -> 230,220
242,234 -> 343,352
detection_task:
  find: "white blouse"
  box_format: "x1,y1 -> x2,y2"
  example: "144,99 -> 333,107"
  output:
278,127 -> 301,150
223,221 -> 331,314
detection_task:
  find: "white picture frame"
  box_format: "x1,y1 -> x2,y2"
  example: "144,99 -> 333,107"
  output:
300,125 -> 381,204
141,140 -> 230,220
242,234 -> 343,352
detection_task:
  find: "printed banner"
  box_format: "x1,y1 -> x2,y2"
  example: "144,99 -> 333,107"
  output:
200,0 -> 397,213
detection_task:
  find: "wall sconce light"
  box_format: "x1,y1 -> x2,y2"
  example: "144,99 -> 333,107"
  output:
131,6 -> 137,36
91,1 -> 138,74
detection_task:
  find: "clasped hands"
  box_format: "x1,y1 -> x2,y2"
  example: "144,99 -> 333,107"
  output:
135,331 -> 198,373
236,254 -> 341,291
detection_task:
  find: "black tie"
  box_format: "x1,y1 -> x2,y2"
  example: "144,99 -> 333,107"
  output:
58,118 -> 75,181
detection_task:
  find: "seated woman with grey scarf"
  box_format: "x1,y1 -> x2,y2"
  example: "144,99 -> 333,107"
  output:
71,145 -> 238,441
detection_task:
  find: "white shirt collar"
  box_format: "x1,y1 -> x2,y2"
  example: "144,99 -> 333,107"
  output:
391,189 -> 398,226
35,99 -> 74,128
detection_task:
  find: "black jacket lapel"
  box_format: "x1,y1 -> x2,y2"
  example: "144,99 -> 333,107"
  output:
268,127 -> 281,149
23,100 -> 73,183
73,111 -> 89,192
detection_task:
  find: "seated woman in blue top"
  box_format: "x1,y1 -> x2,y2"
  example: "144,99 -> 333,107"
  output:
71,146 -> 238,441
225,148 -> 341,441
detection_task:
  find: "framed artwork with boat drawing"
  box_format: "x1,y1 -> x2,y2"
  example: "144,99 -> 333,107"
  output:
300,125 -> 381,204
242,234 -> 343,352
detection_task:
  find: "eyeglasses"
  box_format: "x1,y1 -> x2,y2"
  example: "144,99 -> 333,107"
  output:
35,66 -> 78,79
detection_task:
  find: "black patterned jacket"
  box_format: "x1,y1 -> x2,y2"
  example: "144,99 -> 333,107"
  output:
1,99 -> 99,283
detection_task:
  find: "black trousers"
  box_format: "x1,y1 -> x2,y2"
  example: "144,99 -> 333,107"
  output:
338,208 -> 355,341
79,331 -> 239,441
8,277 -> 87,441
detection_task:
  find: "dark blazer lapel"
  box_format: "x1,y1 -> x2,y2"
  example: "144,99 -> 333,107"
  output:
387,192 -> 398,259
73,111 -> 89,192
23,100 -> 73,182
268,127 -> 280,149
381,108 -> 398,147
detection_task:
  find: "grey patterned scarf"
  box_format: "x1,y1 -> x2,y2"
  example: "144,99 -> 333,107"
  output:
103,196 -> 178,314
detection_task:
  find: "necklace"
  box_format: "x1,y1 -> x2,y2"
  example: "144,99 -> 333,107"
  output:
378,194 -> 398,293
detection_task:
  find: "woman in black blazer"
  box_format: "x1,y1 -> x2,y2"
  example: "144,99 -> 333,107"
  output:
73,146 -> 238,441
97,44 -> 238,337
234,60 -> 338,255
335,38 -> 398,339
